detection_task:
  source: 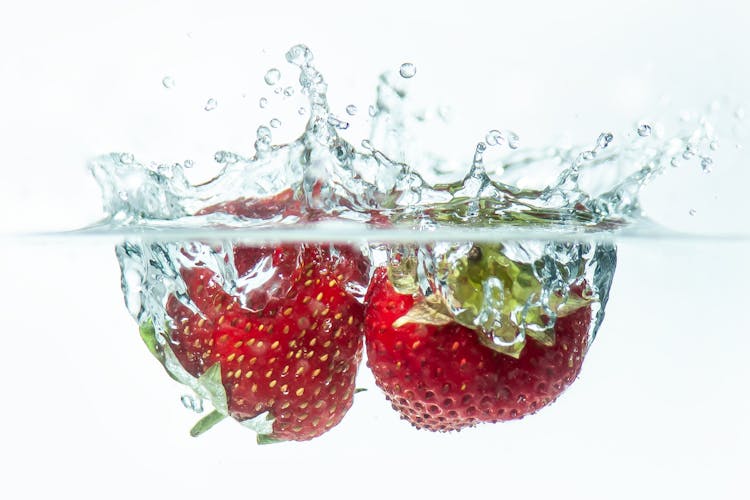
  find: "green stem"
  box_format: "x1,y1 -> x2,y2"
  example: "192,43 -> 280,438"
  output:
189,410 -> 227,437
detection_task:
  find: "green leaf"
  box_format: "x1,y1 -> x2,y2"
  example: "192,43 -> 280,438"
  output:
256,434 -> 284,445
196,363 -> 229,415
138,321 -> 164,363
190,410 -> 227,437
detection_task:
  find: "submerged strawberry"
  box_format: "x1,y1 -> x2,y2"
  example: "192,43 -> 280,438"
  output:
364,241 -> 614,431
139,192 -> 368,442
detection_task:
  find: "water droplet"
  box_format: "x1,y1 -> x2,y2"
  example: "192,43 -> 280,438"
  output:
327,115 -> 350,130
259,97 -> 268,109
670,157 -> 680,168
346,104 -> 358,116
257,125 -> 272,140
485,130 -> 505,147
399,62 -> 416,79
283,86 -> 294,97
264,68 -> 281,85
682,145 -> 695,160
119,153 -> 134,164
582,150 -> 596,161
368,105 -> 378,117
508,132 -> 520,149
700,157 -> 713,173
597,132 -> 614,149
735,107 -> 746,120
637,123 -> 652,137
204,98 -> 217,111
161,76 -> 175,89
183,159 -> 194,169
709,140 -> 719,151
270,118 -> 282,128
274,87 -> 282,94
285,44 -> 314,66
361,139 -> 373,150
297,106 -> 307,115
689,208 -> 697,216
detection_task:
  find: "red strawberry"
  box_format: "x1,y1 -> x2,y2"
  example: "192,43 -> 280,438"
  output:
364,267 -> 593,431
151,193 -> 368,442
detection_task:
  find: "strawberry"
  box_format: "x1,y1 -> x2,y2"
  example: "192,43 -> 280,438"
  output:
364,262 -> 595,432
142,191 -> 368,442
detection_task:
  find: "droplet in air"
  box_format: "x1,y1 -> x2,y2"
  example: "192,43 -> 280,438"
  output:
709,140 -> 719,151
361,139 -> 373,150
327,115 -> 350,130
582,150 -> 596,161
119,153 -> 134,164
597,132 -> 614,149
399,63 -> 417,79
346,104 -> 358,116
264,68 -> 281,85
285,45 -> 314,66
682,145 -> 695,160
204,98 -> 218,111
274,87 -> 282,94
508,132 -> 520,149
637,123 -> 652,137
181,395 -> 204,413
259,97 -> 268,109
670,157 -> 680,168
162,76 -> 175,89
700,157 -> 713,173
368,105 -> 378,117
298,106 -> 307,115
283,86 -> 294,97
688,208 -> 697,216
184,159 -> 194,169
270,118 -> 282,128
485,130 -> 505,147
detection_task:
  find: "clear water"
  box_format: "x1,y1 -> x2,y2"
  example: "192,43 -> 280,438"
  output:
3,5 -> 750,496
63,45 -> 748,445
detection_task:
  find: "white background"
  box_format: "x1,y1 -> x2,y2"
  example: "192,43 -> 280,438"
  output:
1,1 -> 749,499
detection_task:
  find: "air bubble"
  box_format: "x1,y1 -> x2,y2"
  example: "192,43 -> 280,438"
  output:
259,97 -> 268,109
399,63 -> 416,79
298,106 -> 307,115
181,395 -> 204,413
700,157 -> 713,173
346,104 -> 358,116
161,76 -> 175,89
485,130 -> 505,147
284,87 -> 294,97
119,153 -> 134,164
183,159 -> 194,169
270,118 -> 282,128
637,123 -> 652,137
689,208 -> 697,216
682,145 -> 695,160
670,157 -> 680,168
264,68 -> 281,85
709,140 -> 719,151
204,98 -> 218,111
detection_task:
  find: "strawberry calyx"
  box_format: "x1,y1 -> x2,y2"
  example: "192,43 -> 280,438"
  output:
139,320 -> 276,437
385,242 -> 596,357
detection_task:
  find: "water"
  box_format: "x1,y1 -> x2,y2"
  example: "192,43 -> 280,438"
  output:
4,44 -> 750,497
65,44 -> 749,446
